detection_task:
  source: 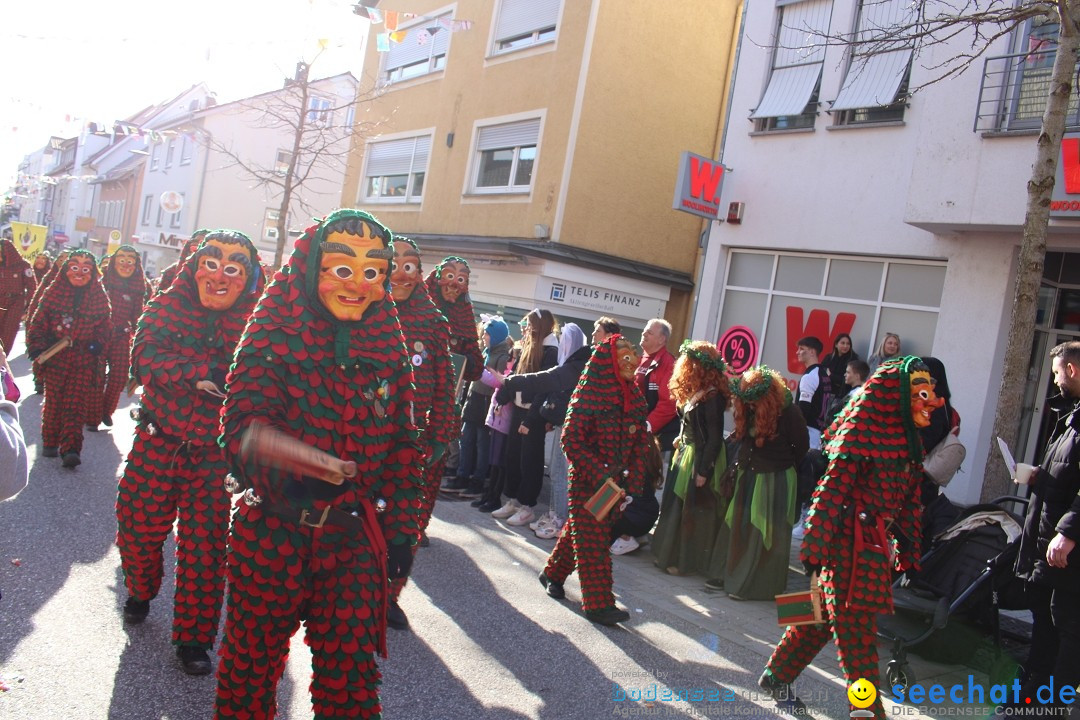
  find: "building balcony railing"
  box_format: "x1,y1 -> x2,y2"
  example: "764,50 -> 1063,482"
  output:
974,48 -> 1080,133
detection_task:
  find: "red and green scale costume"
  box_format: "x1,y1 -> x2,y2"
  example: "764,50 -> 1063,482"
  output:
388,238 -> 455,603
764,356 -> 925,720
424,256 -> 483,383
25,250 -> 111,456
213,210 -> 422,720
154,231 -> 207,297
544,335 -> 651,613
26,254 -> 67,394
115,232 -> 263,652
97,247 -> 151,421
0,238 -> 36,354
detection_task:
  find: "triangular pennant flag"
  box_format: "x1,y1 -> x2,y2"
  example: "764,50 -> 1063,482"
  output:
437,16 -> 452,30
389,30 -> 407,43
416,29 -> 430,45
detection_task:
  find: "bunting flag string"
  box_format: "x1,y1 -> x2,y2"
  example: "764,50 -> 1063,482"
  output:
352,3 -> 473,51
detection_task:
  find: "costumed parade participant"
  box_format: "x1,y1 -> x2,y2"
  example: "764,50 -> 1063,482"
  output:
759,357 -> 937,719
385,236 -> 455,631
32,252 -> 52,283
721,366 -> 808,600
652,340 -> 731,578
0,236 -> 36,354
115,231 -> 262,675
539,335 -> 651,626
25,250 -> 111,468
26,251 -> 70,394
155,229 -> 208,296
97,246 -> 150,427
213,209 -> 422,719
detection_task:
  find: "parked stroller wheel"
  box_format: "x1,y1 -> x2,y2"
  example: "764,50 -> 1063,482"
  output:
886,661 -> 915,694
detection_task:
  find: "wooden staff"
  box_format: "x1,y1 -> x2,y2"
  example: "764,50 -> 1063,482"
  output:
239,421 -> 357,485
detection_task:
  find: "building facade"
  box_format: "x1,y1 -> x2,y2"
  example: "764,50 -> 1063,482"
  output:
342,0 -> 742,338
692,0 -> 1073,503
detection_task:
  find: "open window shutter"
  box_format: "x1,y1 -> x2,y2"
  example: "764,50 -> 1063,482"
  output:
750,0 -> 832,118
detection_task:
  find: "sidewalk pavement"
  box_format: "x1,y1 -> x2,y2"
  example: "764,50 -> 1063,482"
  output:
435,492 -> 1032,719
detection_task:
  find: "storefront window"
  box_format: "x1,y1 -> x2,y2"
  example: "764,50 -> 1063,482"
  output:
883,263 -> 947,307
825,259 -> 883,300
775,255 -> 826,294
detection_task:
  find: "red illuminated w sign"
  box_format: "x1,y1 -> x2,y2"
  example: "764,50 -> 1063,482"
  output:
1062,137 -> 1080,194
786,307 -> 857,373
673,151 -> 724,220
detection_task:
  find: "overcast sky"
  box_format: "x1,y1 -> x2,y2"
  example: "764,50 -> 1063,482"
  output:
2,0 -> 368,187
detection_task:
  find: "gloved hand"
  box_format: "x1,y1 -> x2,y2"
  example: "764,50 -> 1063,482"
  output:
387,542 -> 414,580
802,560 -> 821,578
428,442 -> 446,466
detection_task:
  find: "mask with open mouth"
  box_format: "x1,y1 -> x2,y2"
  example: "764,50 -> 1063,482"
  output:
65,255 -> 94,287
390,240 -> 421,303
112,249 -> 139,279
194,237 -> 253,310
317,223 -> 390,321
436,260 -> 469,304
909,369 -> 943,428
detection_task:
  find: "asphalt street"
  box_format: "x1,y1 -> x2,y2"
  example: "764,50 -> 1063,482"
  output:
0,329 -> 950,720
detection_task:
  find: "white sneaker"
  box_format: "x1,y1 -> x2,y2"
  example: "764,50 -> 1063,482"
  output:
491,500 -> 520,519
535,523 -> 559,539
610,536 -> 640,555
529,511 -> 553,531
505,507 -> 536,526
791,509 -> 810,540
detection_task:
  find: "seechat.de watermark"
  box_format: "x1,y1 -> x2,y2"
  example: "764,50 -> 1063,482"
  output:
890,675 -> 1074,716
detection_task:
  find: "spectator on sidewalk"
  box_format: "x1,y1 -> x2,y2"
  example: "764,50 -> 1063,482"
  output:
592,316 -> 621,345
635,318 -> 678,459
495,323 -> 590,537
456,318 -> 513,499
491,309 -> 559,527
868,332 -> 902,371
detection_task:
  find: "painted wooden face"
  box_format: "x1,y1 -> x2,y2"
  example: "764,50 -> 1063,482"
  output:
65,255 -> 94,287
615,338 -> 641,382
390,244 -> 421,303
317,231 -> 389,321
33,255 -> 50,271
194,239 -> 251,310
910,369 -> 943,428
113,250 -> 138,278
437,261 -> 469,304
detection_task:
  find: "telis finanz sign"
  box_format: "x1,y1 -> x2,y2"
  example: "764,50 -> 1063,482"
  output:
672,151 -> 724,220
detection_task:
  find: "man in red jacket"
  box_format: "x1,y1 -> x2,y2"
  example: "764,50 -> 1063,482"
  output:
635,318 -> 678,454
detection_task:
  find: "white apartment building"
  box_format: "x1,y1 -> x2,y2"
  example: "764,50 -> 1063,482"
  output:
692,0 -> 1073,503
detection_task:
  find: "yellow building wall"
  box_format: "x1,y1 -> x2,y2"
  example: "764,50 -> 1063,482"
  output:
341,0 -> 742,342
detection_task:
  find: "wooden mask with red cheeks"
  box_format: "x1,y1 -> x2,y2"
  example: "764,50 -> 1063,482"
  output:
437,261 -> 470,304
194,238 -> 252,311
910,369 -> 943,428
112,249 -> 139,278
317,226 -> 390,321
615,338 -> 641,382
390,243 -> 421,303
66,255 -> 94,287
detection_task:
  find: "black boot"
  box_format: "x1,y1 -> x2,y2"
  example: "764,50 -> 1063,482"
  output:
758,669 -> 807,715
102,414 -> 114,428
42,446 -> 58,458
177,646 -> 212,675
123,596 -> 150,623
387,601 -> 410,631
62,452 -> 81,468
585,606 -> 630,626
539,572 -> 565,599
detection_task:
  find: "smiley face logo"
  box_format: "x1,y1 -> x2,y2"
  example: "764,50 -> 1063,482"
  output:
848,678 -> 877,709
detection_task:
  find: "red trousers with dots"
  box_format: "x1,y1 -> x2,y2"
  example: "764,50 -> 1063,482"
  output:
40,352 -> 96,454
102,330 -> 133,419
214,503 -> 385,720
543,484 -> 617,613
765,600 -> 885,720
389,455 -> 445,603
115,425 -> 231,648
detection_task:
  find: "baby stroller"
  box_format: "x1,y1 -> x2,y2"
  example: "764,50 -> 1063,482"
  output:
876,496 -> 1030,692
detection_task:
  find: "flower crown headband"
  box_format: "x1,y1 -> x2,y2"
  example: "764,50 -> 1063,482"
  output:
730,365 -> 779,403
679,339 -> 728,375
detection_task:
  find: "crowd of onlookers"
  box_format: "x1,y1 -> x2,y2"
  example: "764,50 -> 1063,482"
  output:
440,317 -> 966,603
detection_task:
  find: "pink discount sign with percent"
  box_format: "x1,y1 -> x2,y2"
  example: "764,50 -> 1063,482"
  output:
718,326 -> 758,374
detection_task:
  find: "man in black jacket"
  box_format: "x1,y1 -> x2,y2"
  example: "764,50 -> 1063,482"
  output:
1012,340 -> 1080,712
